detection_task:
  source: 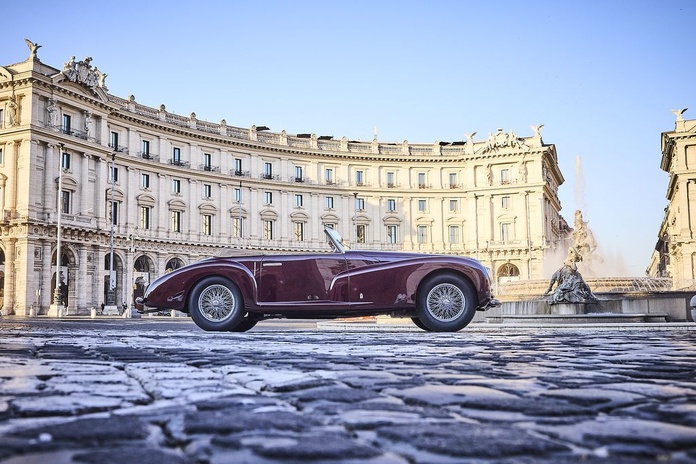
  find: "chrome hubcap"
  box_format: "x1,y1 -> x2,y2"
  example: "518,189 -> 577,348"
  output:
199,284 -> 235,322
427,283 -> 465,321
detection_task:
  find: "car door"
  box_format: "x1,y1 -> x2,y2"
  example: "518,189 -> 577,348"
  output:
257,254 -> 349,306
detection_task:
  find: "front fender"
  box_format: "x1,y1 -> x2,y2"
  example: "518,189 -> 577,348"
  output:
143,261 -> 258,312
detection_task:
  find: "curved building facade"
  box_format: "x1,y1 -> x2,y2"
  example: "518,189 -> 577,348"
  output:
0,43 -> 567,315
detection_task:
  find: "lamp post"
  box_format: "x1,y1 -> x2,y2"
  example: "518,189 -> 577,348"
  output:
48,143 -> 65,317
103,153 -> 118,315
237,181 -> 243,247
352,192 -> 358,246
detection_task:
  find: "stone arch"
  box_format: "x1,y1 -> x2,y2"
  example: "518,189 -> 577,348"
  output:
498,262 -> 520,283
133,254 -> 156,308
50,246 -> 77,307
165,257 -> 186,273
103,251 -> 125,308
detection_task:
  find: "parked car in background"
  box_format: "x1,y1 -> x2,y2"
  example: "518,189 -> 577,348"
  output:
138,227 -> 499,332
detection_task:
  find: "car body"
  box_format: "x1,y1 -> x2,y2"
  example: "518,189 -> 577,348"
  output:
138,227 -> 499,332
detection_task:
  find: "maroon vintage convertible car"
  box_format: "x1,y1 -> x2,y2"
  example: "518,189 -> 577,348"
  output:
138,227 -> 499,332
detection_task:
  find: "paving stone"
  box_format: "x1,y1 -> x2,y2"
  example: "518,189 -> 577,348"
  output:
377,422 -> 571,458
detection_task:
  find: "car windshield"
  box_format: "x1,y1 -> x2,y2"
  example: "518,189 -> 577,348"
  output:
324,227 -> 349,253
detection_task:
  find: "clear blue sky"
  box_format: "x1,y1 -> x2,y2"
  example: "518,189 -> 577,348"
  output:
4,0 -> 695,276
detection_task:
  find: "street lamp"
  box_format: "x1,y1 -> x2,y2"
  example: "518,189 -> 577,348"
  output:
49,143 -> 65,317
103,153 -> 118,315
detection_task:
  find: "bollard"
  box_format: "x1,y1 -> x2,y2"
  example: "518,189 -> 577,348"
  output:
690,295 -> 696,322
90,306 -> 97,319
29,305 -> 36,317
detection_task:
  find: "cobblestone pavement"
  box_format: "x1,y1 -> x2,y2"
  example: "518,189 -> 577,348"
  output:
0,318 -> 695,463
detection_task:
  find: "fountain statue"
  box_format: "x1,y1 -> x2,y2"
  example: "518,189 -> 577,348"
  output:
544,246 -> 598,304
544,210 -> 599,305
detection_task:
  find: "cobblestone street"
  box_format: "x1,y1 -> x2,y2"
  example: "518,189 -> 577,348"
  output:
1,318 -> 695,463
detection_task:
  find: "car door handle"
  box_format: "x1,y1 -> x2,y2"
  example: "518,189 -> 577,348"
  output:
262,262 -> 283,267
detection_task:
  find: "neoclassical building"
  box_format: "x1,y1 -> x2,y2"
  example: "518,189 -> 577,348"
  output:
0,41 -> 568,316
647,110 -> 696,289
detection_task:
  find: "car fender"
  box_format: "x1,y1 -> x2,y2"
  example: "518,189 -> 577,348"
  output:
334,257 -> 488,307
144,259 -> 258,312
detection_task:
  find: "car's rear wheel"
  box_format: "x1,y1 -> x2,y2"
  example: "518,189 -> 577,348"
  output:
411,317 -> 432,331
416,274 -> 477,332
189,276 -> 244,331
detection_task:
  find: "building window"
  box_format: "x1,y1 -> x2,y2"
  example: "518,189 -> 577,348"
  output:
449,199 -> 458,213
110,131 -> 119,150
62,114 -> 71,134
171,210 -> 182,232
234,158 -> 243,175
263,220 -> 274,240
449,173 -> 458,189
325,168 -> 334,184
139,206 -> 151,230
501,222 -> 512,241
356,170 -> 364,186
202,214 -> 212,235
264,162 -> 273,179
501,169 -> 510,184
294,165 -> 304,182
418,199 -> 427,212
355,197 -> 365,211
109,201 -> 119,225
449,225 -> 460,244
141,140 -> 150,156
172,147 -> 181,164
0,148 -> 3,164
356,224 -> 366,243
294,194 -> 303,207
233,217 -> 243,238
418,172 -> 426,189
109,166 -> 119,183
387,225 -> 398,244
387,199 -> 396,212
60,190 -> 72,214
417,225 -> 428,244
203,153 -> 212,171
264,191 -> 273,205
172,179 -> 181,194
325,196 -> 334,209
293,222 -> 305,241
141,173 -> 150,189
203,184 -> 212,199
61,152 -> 71,170
234,188 -> 241,202
502,196 -> 511,209
386,172 -> 395,188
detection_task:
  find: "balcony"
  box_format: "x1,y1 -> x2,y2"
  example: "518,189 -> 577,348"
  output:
199,164 -> 220,172
108,144 -> 128,153
169,158 -> 189,167
293,177 -> 305,183
260,173 -> 280,181
138,152 -> 159,161
231,169 -> 250,177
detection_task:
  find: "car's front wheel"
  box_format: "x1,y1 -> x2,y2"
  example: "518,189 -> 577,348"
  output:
189,276 -> 245,331
229,318 -> 258,332
416,274 -> 477,332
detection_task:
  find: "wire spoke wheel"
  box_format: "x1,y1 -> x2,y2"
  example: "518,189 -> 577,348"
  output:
426,283 -> 466,322
198,284 -> 236,322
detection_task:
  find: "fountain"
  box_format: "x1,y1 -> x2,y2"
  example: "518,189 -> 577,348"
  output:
477,209 -> 691,324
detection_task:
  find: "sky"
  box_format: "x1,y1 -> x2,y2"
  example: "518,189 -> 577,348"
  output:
3,0 -> 695,277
